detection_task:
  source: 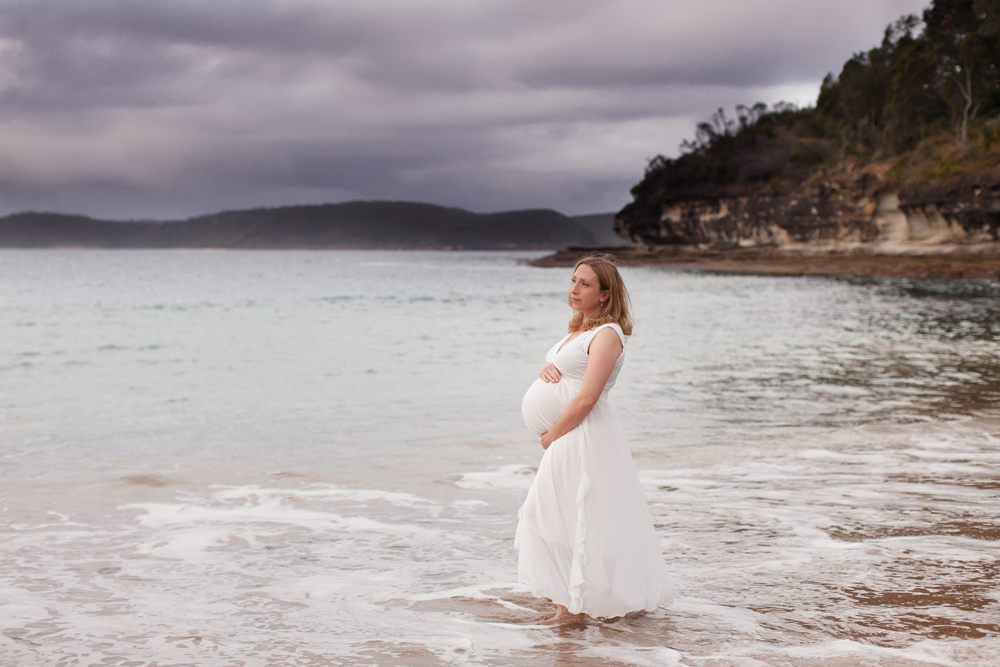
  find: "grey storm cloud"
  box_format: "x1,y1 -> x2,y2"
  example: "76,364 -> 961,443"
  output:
0,0 -> 931,219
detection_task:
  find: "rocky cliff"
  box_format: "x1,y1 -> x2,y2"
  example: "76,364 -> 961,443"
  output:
614,175 -> 1000,252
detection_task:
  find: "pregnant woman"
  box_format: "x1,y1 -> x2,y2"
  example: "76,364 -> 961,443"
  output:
516,254 -> 673,623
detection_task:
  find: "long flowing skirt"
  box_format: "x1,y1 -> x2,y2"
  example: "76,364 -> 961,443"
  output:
515,399 -> 673,617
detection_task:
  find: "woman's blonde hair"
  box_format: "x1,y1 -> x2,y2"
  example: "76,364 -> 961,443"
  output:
567,253 -> 633,336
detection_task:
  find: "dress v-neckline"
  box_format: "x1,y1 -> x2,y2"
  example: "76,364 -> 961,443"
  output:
556,331 -> 586,354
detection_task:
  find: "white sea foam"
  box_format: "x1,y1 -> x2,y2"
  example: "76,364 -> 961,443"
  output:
4,430 -> 1000,666
455,464 -> 536,490
579,645 -> 684,666
780,638 -> 963,665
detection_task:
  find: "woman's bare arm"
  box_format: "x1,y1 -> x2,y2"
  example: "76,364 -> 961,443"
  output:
540,328 -> 622,449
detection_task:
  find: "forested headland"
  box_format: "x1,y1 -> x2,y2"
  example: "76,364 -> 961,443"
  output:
616,0 -> 1000,254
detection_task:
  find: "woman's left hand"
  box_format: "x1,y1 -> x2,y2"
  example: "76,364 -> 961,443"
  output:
536,328 -> 622,453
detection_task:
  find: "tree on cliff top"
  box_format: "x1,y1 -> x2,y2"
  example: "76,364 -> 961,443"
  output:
632,103 -> 830,202
923,0 -> 999,148
813,0 -> 998,152
632,0 -> 999,205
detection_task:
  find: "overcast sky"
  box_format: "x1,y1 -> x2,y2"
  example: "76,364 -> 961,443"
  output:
0,0 -> 931,220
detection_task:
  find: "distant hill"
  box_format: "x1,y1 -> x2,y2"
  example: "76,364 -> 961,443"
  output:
0,201 -> 612,250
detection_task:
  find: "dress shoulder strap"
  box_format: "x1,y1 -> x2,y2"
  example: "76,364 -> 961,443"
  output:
590,322 -> 627,348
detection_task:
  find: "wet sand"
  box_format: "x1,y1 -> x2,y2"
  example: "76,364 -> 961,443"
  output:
530,245 -> 1000,280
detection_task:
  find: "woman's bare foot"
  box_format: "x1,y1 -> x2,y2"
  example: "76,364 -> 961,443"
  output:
540,604 -> 586,625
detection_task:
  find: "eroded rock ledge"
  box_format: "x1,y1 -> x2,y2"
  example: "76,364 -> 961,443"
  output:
613,175 -> 1000,251
530,176 -> 1000,278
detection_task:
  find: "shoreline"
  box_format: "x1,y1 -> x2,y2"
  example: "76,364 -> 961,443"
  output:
528,245 -> 1000,280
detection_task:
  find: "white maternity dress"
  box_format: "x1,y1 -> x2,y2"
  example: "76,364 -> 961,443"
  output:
516,323 -> 673,618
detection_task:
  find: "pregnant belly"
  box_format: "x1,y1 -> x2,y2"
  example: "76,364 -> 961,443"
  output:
521,377 -> 577,437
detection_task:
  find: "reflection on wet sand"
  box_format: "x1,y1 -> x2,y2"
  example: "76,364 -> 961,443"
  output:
629,418 -> 1000,662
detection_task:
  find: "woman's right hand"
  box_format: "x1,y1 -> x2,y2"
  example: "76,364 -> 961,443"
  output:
539,362 -> 561,383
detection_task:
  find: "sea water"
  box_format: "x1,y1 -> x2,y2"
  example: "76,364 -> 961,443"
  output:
1,249 -> 998,667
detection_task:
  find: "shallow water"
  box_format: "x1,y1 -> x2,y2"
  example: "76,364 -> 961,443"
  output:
1,250 -> 998,666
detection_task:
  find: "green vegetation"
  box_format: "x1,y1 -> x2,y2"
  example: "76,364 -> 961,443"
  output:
633,0 -> 1000,203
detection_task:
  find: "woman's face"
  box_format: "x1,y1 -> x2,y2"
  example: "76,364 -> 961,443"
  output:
569,263 -> 609,316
